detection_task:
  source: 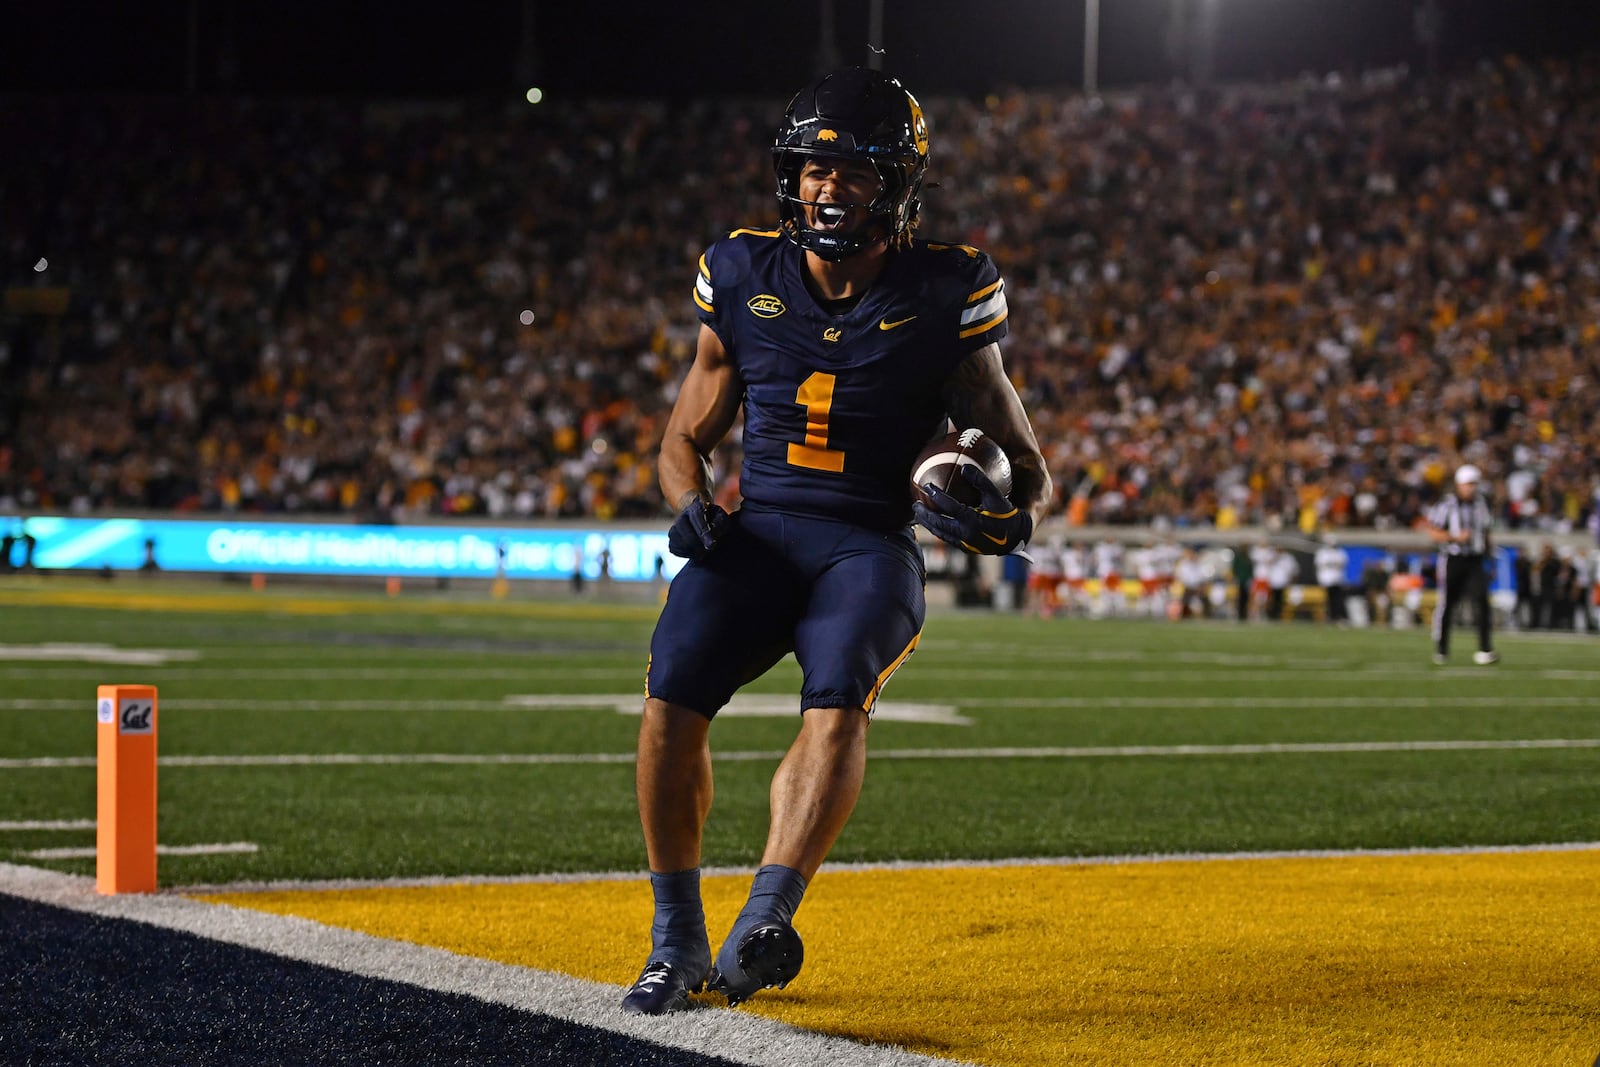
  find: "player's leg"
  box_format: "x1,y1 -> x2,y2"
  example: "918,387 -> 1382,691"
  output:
1470,559 -> 1497,662
710,523 -> 924,1005
1433,557 -> 1457,661
624,517 -> 800,1014
637,699 -> 713,874
623,698 -> 714,1014
761,704 -> 869,878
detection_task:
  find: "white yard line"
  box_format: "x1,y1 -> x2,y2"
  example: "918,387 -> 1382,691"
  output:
4,737 -> 1598,771
0,862 -> 972,1067
4,693 -> 1597,714
0,698 -> 525,712
4,665 -> 1593,685
978,695 -> 1600,709
0,695 -> 969,724
0,819 -> 95,831
19,842 -> 259,860
508,694 -> 970,725
0,643 -> 201,665
0,667 -> 583,680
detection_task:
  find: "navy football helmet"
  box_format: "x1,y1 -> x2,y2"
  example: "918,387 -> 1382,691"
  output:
773,67 -> 930,261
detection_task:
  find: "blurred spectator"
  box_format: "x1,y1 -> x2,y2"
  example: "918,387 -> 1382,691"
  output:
1229,544 -> 1253,622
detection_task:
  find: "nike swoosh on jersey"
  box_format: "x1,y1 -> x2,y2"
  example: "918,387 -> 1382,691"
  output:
878,315 -> 918,330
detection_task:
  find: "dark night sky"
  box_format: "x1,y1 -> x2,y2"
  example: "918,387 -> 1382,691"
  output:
4,1 -> 1600,99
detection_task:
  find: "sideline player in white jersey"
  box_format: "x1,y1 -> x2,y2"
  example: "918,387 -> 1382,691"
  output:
1028,536 -> 1065,617
1060,542 -> 1089,615
1174,546 -> 1213,619
1092,537 -> 1124,616
1314,535 -> 1350,625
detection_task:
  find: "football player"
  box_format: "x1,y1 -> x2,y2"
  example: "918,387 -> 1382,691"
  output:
622,67 -> 1051,1014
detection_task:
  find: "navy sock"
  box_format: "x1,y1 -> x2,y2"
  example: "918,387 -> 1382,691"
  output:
714,864 -> 807,981
648,868 -> 710,979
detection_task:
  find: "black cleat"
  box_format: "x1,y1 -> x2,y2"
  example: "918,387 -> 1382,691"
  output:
620,960 -> 705,1015
707,922 -> 804,1007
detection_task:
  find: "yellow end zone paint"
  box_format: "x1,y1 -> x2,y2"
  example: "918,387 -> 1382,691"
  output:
200,850 -> 1600,1066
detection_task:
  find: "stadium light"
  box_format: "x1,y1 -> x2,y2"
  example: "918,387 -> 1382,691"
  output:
1084,0 -> 1100,95
867,0 -> 883,70
525,87 -> 544,105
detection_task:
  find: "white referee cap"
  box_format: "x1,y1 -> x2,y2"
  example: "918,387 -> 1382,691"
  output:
1454,464 -> 1482,486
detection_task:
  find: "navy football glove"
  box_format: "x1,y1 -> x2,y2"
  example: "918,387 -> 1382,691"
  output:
667,496 -> 730,561
913,465 -> 1033,555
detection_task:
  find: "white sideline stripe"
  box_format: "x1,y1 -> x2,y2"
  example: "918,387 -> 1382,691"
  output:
0,643 -> 201,665
980,695 -> 1600,709
875,739 -> 1600,757
172,841 -> 1600,895
4,737 -> 1598,770
506,694 -> 970,725
2,665 -> 1592,684
0,698 -> 547,712
0,819 -> 95,831
1,671 -> 649,681
0,654 -> 1567,680
0,863 -> 971,1067
4,694 -> 1598,714
0,695 -> 969,724
18,842 -> 259,860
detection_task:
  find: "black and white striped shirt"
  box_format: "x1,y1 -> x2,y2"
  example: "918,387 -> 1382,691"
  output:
1426,493 -> 1493,556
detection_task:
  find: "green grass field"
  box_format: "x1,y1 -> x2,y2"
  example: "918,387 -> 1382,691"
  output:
3,578 -> 1598,887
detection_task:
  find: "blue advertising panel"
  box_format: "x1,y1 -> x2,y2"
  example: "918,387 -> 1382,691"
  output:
0,516 -> 683,582
1337,544 -> 1515,592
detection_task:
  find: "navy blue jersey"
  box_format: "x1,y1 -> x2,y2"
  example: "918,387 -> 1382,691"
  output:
694,229 -> 1009,531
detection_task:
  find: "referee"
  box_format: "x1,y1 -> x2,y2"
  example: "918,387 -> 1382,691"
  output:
1423,465 -> 1499,665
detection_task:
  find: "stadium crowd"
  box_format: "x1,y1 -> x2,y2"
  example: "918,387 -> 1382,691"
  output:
3,56 -> 1599,539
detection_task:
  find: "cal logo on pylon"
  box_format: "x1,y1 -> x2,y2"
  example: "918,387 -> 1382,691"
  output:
120,698 -> 154,734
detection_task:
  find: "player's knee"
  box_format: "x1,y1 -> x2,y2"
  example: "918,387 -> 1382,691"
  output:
643,698 -> 714,740
799,705 -> 869,745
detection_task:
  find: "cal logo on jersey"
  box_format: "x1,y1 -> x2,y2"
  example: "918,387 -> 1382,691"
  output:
747,294 -> 787,318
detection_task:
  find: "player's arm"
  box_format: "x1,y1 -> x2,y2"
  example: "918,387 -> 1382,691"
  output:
942,343 -> 1053,530
659,324 -> 742,558
660,325 -> 741,509
1420,510 -> 1461,544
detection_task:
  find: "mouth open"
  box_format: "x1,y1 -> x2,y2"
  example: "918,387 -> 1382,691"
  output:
815,203 -> 849,231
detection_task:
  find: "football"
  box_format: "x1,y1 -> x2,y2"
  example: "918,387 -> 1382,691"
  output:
910,428 -> 1013,510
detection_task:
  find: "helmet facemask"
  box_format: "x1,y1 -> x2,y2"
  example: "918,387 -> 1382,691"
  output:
774,151 -> 920,261
770,67 -> 929,262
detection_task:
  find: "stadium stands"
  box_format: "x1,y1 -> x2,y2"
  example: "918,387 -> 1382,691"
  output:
3,58 -> 1598,539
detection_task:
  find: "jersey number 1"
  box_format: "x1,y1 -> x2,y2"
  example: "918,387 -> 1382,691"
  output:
787,371 -> 846,473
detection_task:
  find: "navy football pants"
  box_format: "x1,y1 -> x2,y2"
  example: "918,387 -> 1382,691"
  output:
647,509 -> 925,719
